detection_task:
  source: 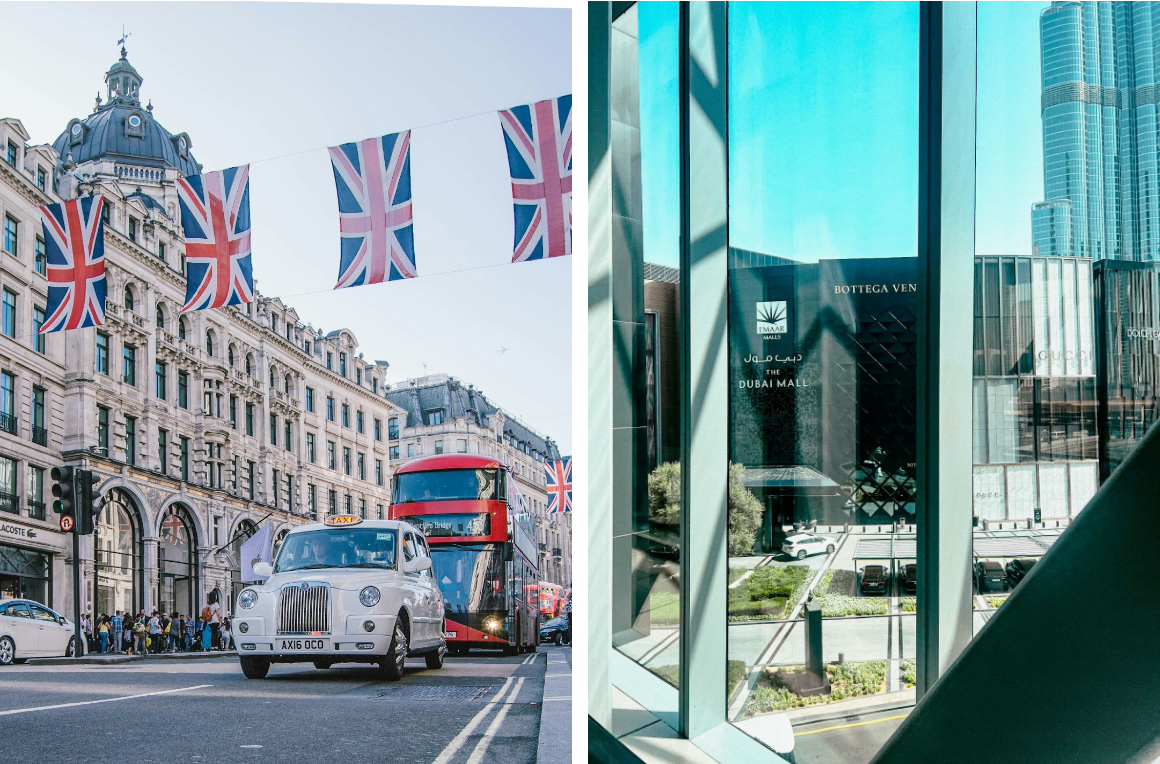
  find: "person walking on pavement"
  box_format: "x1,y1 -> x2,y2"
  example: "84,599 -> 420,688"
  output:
111,611 -> 124,654
97,615 -> 109,654
208,594 -> 222,650
184,614 -> 195,652
132,616 -> 147,656
147,611 -> 162,654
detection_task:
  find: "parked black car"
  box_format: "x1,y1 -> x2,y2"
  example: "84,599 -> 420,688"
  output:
974,560 -> 1006,593
859,565 -> 888,596
1005,558 -> 1038,588
539,616 -> 570,645
901,563 -> 917,595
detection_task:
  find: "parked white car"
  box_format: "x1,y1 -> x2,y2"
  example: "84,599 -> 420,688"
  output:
781,533 -> 835,560
0,599 -> 78,664
234,517 -> 446,680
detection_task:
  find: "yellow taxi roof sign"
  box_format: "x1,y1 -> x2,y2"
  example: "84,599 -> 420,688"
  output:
324,515 -> 363,526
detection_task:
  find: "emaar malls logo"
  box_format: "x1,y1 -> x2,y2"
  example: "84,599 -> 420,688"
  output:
757,301 -> 788,335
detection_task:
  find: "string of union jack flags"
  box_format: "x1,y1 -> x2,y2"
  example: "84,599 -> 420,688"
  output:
36,94 -> 572,334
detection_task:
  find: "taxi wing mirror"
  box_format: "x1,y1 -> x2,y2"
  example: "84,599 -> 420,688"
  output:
253,562 -> 273,578
408,557 -> 433,573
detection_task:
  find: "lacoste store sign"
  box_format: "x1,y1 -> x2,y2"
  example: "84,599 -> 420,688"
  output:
0,521 -> 39,541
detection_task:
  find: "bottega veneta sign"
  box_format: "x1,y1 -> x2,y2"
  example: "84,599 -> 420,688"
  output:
833,283 -> 916,294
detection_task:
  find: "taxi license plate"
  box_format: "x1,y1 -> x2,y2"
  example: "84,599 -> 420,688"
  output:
279,638 -> 328,652
443,631 -> 457,639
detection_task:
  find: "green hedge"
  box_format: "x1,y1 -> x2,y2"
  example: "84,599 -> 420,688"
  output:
745,661 -> 887,714
728,567 -> 749,585
816,593 -> 889,617
728,565 -> 811,621
900,597 -> 916,612
900,659 -> 916,688
652,659 -> 748,694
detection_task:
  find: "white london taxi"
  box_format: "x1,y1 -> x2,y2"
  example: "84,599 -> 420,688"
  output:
234,516 -> 446,680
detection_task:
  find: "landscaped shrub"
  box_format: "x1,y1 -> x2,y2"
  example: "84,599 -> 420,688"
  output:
987,595 -> 1008,609
816,593 -> 889,617
729,567 -> 749,585
900,597 -> 916,612
814,568 -> 856,598
647,461 -> 763,556
649,660 -> 748,694
744,661 -> 887,715
900,659 -> 916,688
727,660 -> 748,696
728,565 -> 811,621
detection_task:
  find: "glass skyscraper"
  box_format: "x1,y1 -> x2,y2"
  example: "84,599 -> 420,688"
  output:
1033,1 -> 1160,262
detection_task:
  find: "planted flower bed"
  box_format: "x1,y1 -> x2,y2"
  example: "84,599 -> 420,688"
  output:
745,661 -> 888,715
728,565 -> 812,621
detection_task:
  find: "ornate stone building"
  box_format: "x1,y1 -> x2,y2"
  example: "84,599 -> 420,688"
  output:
385,373 -> 572,587
0,49 -> 407,620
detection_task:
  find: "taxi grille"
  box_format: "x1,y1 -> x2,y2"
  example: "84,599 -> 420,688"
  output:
277,583 -> 330,634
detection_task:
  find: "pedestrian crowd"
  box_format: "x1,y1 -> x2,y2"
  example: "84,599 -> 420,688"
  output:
82,601 -> 235,655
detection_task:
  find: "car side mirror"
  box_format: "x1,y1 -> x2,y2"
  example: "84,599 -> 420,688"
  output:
253,562 -> 273,578
408,557 -> 433,573
58,616 -> 67,625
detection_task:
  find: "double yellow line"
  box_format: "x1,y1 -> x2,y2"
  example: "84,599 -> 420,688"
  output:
794,712 -> 910,737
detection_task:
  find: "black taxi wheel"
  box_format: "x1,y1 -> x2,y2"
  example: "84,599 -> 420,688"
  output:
378,618 -> 407,681
240,656 -> 271,679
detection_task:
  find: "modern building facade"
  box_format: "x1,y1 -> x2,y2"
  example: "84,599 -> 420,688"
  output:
0,49 -> 408,622
1033,1 -> 1160,263
385,373 -> 571,587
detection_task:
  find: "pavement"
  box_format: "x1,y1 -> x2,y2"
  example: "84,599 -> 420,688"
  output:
0,644 -> 570,763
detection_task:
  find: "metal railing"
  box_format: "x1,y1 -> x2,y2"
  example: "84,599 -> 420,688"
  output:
27,500 -> 45,520
0,491 -> 17,513
31,425 -> 47,446
0,412 -> 16,435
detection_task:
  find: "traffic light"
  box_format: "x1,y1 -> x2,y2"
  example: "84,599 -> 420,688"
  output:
77,469 -> 99,536
51,466 -> 75,533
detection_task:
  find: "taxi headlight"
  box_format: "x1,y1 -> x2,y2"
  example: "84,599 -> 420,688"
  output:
239,589 -> 259,609
359,586 -> 381,607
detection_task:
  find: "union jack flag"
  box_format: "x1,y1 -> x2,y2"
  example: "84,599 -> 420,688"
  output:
161,511 -> 186,546
328,131 -> 415,288
176,165 -> 254,312
499,95 -> 572,262
545,456 -> 572,514
39,195 -> 107,334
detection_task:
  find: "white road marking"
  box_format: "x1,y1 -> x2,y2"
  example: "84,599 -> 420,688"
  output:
465,677 -> 526,764
0,684 -> 213,716
430,678 -> 516,764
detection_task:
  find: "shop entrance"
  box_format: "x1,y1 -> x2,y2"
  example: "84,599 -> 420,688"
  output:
0,545 -> 52,607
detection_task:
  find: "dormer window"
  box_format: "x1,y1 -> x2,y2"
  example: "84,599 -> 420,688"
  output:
4,142 -> 15,167
36,167 -> 45,191
128,216 -> 138,241
69,122 -> 84,146
125,112 -> 146,139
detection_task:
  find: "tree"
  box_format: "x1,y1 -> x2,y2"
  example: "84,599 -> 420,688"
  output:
647,461 -> 764,557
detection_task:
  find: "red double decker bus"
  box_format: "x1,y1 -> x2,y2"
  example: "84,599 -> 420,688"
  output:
389,454 -> 539,654
538,582 -> 564,621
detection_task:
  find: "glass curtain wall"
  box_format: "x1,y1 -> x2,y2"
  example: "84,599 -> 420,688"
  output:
724,2 -> 921,755
971,0 -> 1157,626
607,1 -> 686,724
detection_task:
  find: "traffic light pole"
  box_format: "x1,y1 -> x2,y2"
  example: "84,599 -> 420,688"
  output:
72,527 -> 82,656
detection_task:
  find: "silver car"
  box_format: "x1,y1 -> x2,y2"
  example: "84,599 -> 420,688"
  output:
0,599 -> 78,665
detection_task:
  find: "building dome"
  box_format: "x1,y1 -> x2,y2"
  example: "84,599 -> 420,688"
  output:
52,47 -> 200,178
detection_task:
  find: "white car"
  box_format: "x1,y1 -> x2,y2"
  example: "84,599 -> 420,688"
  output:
782,533 -> 835,560
0,599 -> 78,664
234,517 -> 446,681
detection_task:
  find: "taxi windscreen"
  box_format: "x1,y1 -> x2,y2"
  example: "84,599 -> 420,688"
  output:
274,528 -> 399,573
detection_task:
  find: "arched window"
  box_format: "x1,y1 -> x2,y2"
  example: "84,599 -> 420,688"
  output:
178,317 -> 188,341
124,285 -> 134,312
269,365 -> 277,389
206,331 -> 215,356
158,505 -> 197,617
96,489 -> 143,615
245,354 -> 253,376
155,304 -> 164,329
284,373 -> 293,395
228,345 -> 235,367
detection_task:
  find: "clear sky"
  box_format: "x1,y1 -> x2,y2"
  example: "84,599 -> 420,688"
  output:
639,1 -> 1050,268
0,2 -> 573,452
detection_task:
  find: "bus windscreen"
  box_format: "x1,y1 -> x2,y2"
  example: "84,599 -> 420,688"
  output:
431,544 -> 505,613
394,469 -> 498,503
